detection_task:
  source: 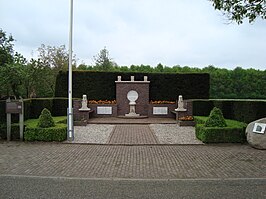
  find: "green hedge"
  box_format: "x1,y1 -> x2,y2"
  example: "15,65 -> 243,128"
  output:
193,99 -> 266,123
195,116 -> 247,143
24,125 -> 67,142
55,71 -> 210,100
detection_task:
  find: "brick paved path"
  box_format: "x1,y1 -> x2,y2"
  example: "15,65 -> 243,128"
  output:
107,125 -> 159,144
0,142 -> 265,179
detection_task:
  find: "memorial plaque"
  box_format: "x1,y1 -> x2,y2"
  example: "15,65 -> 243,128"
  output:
97,106 -> 112,115
6,101 -> 23,114
153,107 -> 168,115
253,123 -> 266,134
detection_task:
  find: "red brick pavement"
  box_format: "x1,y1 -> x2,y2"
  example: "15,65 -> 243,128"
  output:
0,142 -> 265,179
107,125 -> 159,144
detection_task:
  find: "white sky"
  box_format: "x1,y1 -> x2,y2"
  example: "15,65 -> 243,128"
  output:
1,0 -> 266,70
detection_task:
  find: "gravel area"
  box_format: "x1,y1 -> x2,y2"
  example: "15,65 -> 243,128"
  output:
149,124 -> 203,144
70,124 -> 115,144
68,124 -> 203,145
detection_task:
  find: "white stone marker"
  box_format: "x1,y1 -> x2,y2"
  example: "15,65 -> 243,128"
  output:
175,95 -> 187,111
79,95 -> 90,111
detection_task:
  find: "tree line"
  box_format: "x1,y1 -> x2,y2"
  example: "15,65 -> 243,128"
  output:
0,29 -> 265,100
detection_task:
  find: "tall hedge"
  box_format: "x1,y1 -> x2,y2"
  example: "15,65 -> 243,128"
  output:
193,99 -> 266,123
55,71 -> 210,100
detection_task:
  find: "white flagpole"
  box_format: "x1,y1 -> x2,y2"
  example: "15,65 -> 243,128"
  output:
67,0 -> 74,141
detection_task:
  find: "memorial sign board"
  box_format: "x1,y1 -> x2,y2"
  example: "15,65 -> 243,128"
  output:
6,101 -> 23,114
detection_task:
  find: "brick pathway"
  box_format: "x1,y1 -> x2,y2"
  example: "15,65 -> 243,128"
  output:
0,142 -> 265,179
107,125 -> 159,144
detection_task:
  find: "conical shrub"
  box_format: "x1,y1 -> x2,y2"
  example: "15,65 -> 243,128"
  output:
37,108 -> 55,128
204,107 -> 227,127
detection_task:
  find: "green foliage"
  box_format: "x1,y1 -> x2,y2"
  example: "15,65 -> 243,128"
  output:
37,108 -> 55,128
193,99 -> 266,123
210,0 -> 266,24
93,47 -> 117,71
195,116 -> 247,143
55,71 -> 210,100
205,107 -> 227,127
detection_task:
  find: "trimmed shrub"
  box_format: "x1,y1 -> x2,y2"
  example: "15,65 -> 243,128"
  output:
24,116 -> 67,142
205,107 -> 227,127
37,108 -> 55,128
195,116 -> 247,143
24,126 -> 67,142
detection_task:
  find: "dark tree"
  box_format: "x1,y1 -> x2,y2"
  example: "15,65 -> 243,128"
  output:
210,0 -> 266,24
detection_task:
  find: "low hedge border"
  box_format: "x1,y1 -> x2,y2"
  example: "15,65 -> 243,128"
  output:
24,125 -> 67,142
195,116 -> 247,143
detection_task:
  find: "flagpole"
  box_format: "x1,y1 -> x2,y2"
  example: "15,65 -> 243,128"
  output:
67,0 -> 74,141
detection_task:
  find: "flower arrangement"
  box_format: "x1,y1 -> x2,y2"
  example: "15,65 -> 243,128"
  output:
88,100 -> 116,104
178,116 -> 194,121
150,100 -> 175,104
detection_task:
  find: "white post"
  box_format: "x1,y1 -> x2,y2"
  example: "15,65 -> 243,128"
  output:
67,0 -> 74,141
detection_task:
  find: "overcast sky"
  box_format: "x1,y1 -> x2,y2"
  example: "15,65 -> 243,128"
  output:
1,0 -> 266,70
